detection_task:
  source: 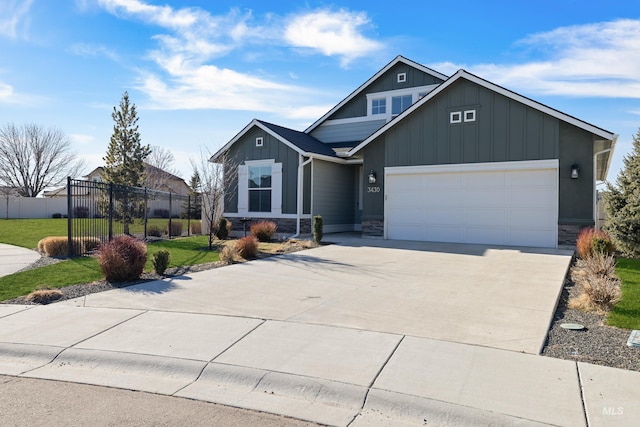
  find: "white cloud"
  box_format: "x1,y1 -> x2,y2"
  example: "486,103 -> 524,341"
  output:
70,133 -> 95,145
96,1 -> 382,117
284,9 -> 382,67
431,19 -> 640,99
0,0 -> 33,39
70,43 -> 119,61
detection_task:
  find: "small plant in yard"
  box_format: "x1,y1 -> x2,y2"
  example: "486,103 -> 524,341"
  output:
236,236 -> 258,259
81,237 -> 102,252
251,221 -> 277,242
215,218 -> 230,240
167,221 -> 183,237
313,215 -> 323,244
152,249 -> 171,275
219,244 -> 238,264
147,225 -> 163,237
576,227 -> 614,258
99,235 -> 147,282
569,253 -> 621,313
25,287 -> 63,304
189,220 -> 202,235
38,236 -> 83,257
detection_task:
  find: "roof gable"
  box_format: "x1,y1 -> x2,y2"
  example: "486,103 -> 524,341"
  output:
348,69 -> 616,156
305,55 -> 448,134
210,119 -> 339,163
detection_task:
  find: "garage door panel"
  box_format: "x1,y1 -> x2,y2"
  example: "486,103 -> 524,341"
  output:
425,226 -> 464,243
463,190 -> 506,208
462,172 -> 505,188
386,162 -> 558,248
464,209 -> 507,227
424,209 -> 464,225
465,227 -> 508,245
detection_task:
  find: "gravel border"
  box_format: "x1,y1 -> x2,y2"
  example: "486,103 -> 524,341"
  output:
541,257 -> 640,372
4,246 -> 640,372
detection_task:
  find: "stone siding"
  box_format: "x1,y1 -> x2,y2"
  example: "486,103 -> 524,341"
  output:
362,219 -> 384,237
228,217 -> 311,236
558,224 -> 586,246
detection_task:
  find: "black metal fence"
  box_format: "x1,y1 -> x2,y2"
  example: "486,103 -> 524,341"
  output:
66,178 -> 201,257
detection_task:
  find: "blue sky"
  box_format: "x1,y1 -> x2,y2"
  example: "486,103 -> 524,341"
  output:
1,0 -> 639,184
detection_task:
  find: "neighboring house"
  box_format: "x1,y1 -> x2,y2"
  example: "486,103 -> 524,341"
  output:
211,55 -> 617,248
44,164 -> 191,197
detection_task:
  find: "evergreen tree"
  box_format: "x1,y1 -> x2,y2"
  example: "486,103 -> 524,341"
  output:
182,171 -> 202,219
103,92 -> 150,187
103,92 -> 150,233
603,127 -> 640,257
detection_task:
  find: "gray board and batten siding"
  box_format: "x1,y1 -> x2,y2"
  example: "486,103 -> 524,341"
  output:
361,77 -> 599,227
224,125 -> 299,215
312,160 -> 356,230
327,62 -> 446,121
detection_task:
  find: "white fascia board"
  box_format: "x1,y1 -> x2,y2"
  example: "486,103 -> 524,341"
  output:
459,71 -> 616,141
305,56 -> 448,134
210,119 -> 307,163
348,69 -> 616,157
385,159 -> 559,176
348,71 -> 463,156
307,153 -> 348,164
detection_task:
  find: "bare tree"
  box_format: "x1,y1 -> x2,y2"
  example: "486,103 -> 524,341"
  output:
145,145 -> 181,191
190,147 -> 237,250
0,123 -> 85,197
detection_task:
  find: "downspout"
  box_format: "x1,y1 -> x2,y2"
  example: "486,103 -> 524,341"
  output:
291,155 -> 313,238
593,145 -> 614,228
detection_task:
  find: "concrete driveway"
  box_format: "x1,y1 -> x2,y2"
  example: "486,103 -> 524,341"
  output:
3,236 -> 640,426
63,236 -> 571,354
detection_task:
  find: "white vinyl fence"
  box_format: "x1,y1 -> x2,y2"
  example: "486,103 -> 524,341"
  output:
0,197 -> 68,219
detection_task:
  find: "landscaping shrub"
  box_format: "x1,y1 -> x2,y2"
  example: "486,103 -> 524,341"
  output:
236,236 -> 258,259
98,235 -> 147,282
26,288 -> 63,304
81,237 -> 102,252
51,213 -> 62,219
216,218 -> 230,240
570,253 -> 621,313
576,227 -> 614,258
219,244 -> 237,265
38,236 -> 83,257
189,220 -> 202,235
592,237 -> 615,257
251,221 -> 277,242
147,225 -> 163,237
73,206 -> 90,218
167,221 -> 183,237
313,215 -> 323,244
152,250 -> 171,275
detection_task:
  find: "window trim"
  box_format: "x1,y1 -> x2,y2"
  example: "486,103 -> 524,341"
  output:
464,110 -> 476,122
255,137 -> 263,147
237,160 -> 282,216
366,84 -> 439,120
450,111 -> 462,124
397,72 -> 407,83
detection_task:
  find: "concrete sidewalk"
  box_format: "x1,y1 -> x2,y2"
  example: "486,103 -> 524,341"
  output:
0,243 -> 40,277
0,239 -> 639,425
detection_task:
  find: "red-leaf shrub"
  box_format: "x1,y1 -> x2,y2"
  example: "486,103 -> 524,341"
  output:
99,235 -> 147,282
576,227 -> 614,259
250,220 -> 277,242
236,236 -> 258,259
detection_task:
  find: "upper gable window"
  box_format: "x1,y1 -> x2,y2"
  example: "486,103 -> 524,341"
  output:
450,111 -> 462,124
392,95 -> 413,115
397,72 -> 407,83
256,137 -> 264,147
372,98 -> 386,115
464,110 -> 476,122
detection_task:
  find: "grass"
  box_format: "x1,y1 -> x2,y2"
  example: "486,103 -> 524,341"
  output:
0,218 -> 198,250
607,258 -> 640,330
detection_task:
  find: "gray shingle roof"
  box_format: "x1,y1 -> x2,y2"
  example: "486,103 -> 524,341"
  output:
256,120 -> 337,157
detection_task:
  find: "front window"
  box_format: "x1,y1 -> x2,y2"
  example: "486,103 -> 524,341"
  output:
372,98 -> 386,115
392,95 -> 413,115
248,166 -> 272,212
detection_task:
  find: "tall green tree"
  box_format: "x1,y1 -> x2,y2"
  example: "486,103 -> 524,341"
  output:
103,92 -> 150,233
103,91 -> 150,187
603,127 -> 640,257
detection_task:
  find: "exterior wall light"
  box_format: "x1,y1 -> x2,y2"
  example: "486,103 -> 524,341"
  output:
570,164 -> 580,179
368,170 -> 377,184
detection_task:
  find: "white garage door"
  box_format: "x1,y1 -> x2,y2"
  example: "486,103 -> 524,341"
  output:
385,160 -> 558,248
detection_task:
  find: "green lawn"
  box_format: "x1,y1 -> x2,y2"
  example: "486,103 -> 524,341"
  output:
0,218 -> 197,250
608,258 -> 640,330
0,220 -> 219,301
